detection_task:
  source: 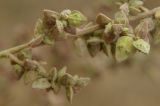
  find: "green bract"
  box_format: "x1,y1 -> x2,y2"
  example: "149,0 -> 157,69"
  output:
133,39 -> 150,54
115,36 -> 135,62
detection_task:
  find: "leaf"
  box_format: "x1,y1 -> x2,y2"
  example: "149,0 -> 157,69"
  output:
60,74 -> 76,86
60,9 -> 72,19
23,71 -> 39,84
155,10 -> 160,19
66,86 -> 74,103
115,36 -> 135,62
76,77 -> 90,87
96,13 -> 111,26
57,66 -> 67,79
68,10 -> 87,27
56,20 -> 64,34
129,6 -> 141,15
12,64 -> 24,79
103,23 -> 116,43
32,78 -> 51,89
114,11 -> 129,24
51,82 -> 61,94
129,0 -> 144,8
43,35 -> 55,45
133,39 -> 150,54
87,37 -> 104,57
74,38 -> 88,56
34,19 -> 45,37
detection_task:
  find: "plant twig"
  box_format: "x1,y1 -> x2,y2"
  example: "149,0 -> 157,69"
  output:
129,6 -> 160,21
8,53 -> 24,66
0,6 -> 160,58
0,36 -> 42,58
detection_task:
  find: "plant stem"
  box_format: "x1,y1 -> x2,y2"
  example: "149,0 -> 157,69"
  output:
0,36 -> 42,58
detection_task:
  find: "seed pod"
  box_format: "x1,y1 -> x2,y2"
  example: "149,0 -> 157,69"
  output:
96,13 -> 112,26
133,39 -> 150,54
87,37 -> 104,57
32,78 -> 51,89
66,86 -> 74,103
115,36 -> 135,62
67,10 -> 87,27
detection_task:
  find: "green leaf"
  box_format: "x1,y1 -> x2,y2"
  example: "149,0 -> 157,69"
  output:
87,37 -> 104,57
23,71 -> 39,84
32,78 -> 51,89
76,77 -> 90,87
68,10 -> 87,27
43,35 -> 55,45
133,39 -> 150,54
34,19 -> 45,37
57,66 -> 67,79
115,36 -> 135,62
66,86 -> 74,103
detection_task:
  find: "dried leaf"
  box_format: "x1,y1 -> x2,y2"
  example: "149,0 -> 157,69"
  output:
32,78 -> 51,89
133,39 -> 150,54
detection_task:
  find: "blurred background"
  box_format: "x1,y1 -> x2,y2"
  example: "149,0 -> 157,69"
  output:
1,0 -> 160,106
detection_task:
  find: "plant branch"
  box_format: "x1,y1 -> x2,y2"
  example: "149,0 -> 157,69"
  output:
129,6 -> 160,21
0,36 -> 42,58
0,6 -> 160,58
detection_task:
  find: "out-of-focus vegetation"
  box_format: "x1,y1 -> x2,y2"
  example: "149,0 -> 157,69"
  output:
1,0 -> 160,106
